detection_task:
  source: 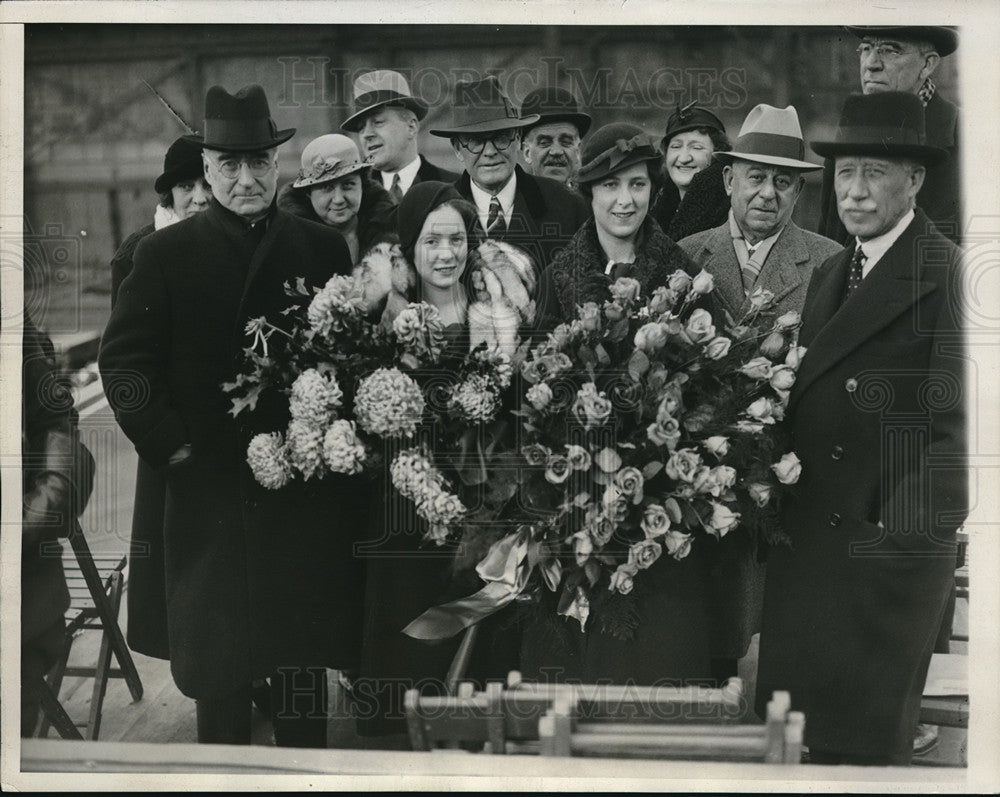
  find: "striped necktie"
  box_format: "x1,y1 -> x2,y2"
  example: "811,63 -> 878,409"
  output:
389,173 -> 404,205
842,245 -> 867,304
486,195 -> 507,238
741,241 -> 763,295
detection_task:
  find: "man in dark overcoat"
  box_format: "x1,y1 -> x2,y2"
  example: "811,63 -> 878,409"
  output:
99,84 -> 363,747
755,92 -> 968,766
430,76 -> 591,274
817,26 -> 961,244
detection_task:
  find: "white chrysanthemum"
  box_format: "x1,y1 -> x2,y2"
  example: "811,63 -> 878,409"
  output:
289,368 -> 343,426
389,449 -> 442,499
450,374 -> 500,423
392,302 -> 445,363
307,274 -> 360,337
418,489 -> 467,526
355,367 -> 425,438
285,419 -> 326,480
246,432 -> 292,490
322,420 -> 366,475
474,348 -> 514,389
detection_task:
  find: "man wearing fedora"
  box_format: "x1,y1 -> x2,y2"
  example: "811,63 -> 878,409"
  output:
518,86 -> 592,189
678,104 -> 841,687
755,91 -> 967,766
342,69 -> 458,205
818,26 -> 961,244
431,76 -> 590,275
100,84 -> 366,747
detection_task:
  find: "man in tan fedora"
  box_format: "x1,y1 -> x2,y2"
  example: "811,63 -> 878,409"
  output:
342,69 -> 457,204
431,75 -> 590,273
818,26 -> 961,244
101,84 -> 365,747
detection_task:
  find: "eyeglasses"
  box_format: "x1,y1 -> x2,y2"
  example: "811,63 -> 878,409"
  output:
208,154 -> 275,179
856,41 -> 925,61
456,131 -> 518,154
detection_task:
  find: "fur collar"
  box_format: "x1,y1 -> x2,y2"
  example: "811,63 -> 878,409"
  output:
651,159 -> 731,243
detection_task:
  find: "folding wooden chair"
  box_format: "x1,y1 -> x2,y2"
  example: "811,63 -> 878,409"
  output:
34,526 -> 143,740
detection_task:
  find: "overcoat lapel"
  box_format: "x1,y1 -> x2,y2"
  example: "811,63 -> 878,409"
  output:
234,210 -> 290,346
698,226 -> 744,321
755,224 -> 806,308
791,215 -> 937,409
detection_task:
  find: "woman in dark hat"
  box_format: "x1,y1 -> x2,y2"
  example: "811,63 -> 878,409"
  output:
110,136 -> 209,306
278,134 -> 395,264
526,124 -> 713,687
535,122 -> 699,332
649,102 -> 732,243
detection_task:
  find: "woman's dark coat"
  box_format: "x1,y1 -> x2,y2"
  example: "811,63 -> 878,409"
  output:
99,199 -> 368,699
649,159 -> 731,243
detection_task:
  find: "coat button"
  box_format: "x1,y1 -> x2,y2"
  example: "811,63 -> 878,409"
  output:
845,378 -> 858,392
831,445 -> 844,460
829,513 -> 842,527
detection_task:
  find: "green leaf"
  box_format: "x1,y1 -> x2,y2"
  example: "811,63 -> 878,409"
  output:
594,343 -> 612,366
627,349 -> 650,381
577,344 -> 599,368
641,460 -> 664,481
227,383 -> 265,417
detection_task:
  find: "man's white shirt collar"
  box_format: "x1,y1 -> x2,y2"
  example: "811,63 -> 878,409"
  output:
380,155 -> 422,195
855,208 -> 914,278
469,173 -> 517,231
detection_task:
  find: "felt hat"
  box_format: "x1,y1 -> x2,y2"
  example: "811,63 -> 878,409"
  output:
154,136 -> 204,193
715,104 -> 821,171
292,134 -> 369,190
844,25 -> 958,57
519,86 -> 592,137
396,181 -> 464,255
429,76 -> 539,137
183,84 -> 295,152
575,123 -> 661,185
341,70 -> 429,133
661,100 -> 726,147
810,91 -> 946,165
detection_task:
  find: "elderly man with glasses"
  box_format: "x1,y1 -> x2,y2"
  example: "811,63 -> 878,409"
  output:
100,85 -> 365,748
818,26 -> 961,244
431,76 -> 590,276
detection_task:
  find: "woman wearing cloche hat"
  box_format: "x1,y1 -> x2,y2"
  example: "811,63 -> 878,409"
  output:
278,134 -> 396,264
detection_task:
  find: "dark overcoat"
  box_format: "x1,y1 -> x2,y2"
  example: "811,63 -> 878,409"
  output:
99,199 -> 368,700
818,92 -> 961,244
413,154 -> 460,188
755,209 -> 967,762
454,165 -> 591,277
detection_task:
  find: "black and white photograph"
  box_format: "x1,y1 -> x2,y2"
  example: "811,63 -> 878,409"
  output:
2,0 -> 999,791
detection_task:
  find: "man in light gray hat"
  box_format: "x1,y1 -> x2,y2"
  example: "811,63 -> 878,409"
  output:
342,69 -> 458,204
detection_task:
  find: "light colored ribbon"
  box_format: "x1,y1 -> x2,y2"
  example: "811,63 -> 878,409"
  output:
403,527 -> 532,640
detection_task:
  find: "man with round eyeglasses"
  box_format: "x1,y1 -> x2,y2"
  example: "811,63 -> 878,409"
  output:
430,76 -> 589,277
101,84 -> 364,749
818,26 -> 960,245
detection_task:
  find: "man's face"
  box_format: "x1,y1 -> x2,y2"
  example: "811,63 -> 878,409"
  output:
521,122 -> 582,184
857,37 -> 940,95
452,129 -> 520,193
359,107 -> 417,172
834,156 -> 924,241
202,148 -> 277,219
724,160 -> 804,244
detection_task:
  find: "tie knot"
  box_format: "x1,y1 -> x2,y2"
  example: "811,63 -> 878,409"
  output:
853,246 -> 867,265
392,173 -> 401,185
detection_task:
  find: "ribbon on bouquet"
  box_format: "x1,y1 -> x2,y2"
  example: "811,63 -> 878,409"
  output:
403,527 -> 532,640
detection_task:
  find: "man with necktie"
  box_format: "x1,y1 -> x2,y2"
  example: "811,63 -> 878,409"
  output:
755,91 -> 968,766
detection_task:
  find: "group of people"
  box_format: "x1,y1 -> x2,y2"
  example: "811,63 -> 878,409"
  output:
67,23 -> 965,766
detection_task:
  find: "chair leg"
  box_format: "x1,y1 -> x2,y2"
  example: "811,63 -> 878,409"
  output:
86,571 -> 124,740
35,675 -> 84,740
34,626 -> 75,739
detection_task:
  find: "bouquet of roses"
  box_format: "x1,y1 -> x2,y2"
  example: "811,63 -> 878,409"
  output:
223,242 -> 514,541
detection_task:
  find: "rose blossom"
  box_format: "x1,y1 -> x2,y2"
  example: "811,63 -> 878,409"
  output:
573,531 -> 593,565
703,435 -> 729,459
521,443 -> 551,466
608,564 -> 638,594
628,538 -> 663,570
641,504 -> 671,538
691,269 -> 715,295
708,501 -> 741,538
565,444 -> 592,472
634,322 -> 669,353
739,357 -> 773,381
602,489 -> 630,523
657,392 -> 681,421
663,529 -> 693,560
746,396 -> 780,424
748,482 -> 772,507
610,277 -> 642,303
748,286 -> 776,310
647,417 -> 681,449
545,454 -> 571,484
603,300 -> 626,321
682,406 -> 714,433
705,465 -> 737,496
668,269 -> 693,294
614,466 -> 645,503
548,323 -> 574,350
703,336 -> 732,360
577,302 -> 602,332
769,365 -> 797,391
664,448 -> 703,482
759,330 -> 786,359
573,382 -> 613,428
647,286 -> 674,315
684,308 -> 716,344
526,382 -> 553,410
594,447 -> 622,473
586,506 -> 617,546
771,452 -> 802,485
785,345 -> 808,370
775,310 -> 802,330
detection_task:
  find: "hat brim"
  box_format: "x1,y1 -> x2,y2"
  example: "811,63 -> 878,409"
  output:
154,164 -> 205,194
576,151 -> 662,186
340,98 -> 429,132
523,113 -> 593,137
184,128 -> 296,152
714,151 -> 823,171
843,25 -> 957,57
291,162 -> 370,190
810,140 -> 947,166
429,114 -> 541,138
